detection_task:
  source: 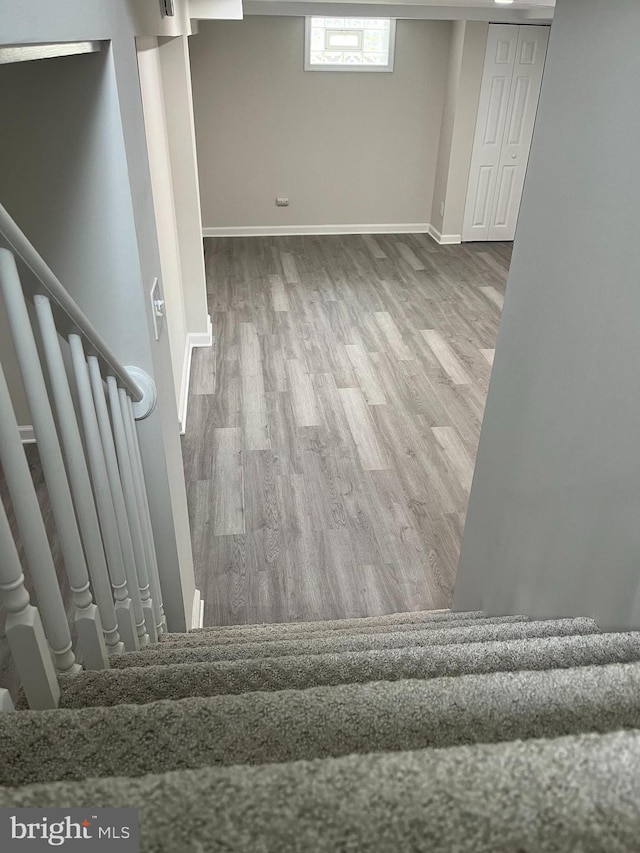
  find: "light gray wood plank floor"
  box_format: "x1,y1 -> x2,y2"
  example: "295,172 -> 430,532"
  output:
182,234 -> 510,626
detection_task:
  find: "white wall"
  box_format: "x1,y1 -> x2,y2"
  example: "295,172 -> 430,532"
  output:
454,0 -> 640,631
190,17 -> 452,230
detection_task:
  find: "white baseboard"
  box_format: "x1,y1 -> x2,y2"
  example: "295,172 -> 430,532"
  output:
178,314 -> 213,434
427,224 -> 462,245
19,426 -> 36,444
203,223 -> 430,238
202,223 -> 464,243
191,588 -> 204,630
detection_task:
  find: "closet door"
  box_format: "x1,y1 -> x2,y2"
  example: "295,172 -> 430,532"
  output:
462,24 -> 549,242
462,25 -> 519,242
488,26 -> 549,241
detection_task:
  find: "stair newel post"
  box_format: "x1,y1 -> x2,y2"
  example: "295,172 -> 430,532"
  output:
0,499 -> 60,710
0,359 -> 78,675
88,357 -> 149,648
35,295 -> 120,666
0,249 -> 101,672
121,390 -> 165,637
107,377 -> 157,644
69,335 -> 137,653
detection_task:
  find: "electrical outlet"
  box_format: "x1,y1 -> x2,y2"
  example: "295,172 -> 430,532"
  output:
276,197 -> 290,207
440,202 -> 445,217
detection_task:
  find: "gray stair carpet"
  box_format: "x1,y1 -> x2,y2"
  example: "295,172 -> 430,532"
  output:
182,610 -> 508,642
113,617 -> 600,668
56,630 -> 640,708
2,729 -> 639,852
160,616 -> 531,651
3,663 -> 640,787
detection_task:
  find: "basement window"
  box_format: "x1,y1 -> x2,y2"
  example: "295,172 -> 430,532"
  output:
304,17 -> 396,72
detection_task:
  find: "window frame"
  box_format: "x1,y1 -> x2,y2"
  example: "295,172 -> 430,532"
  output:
303,17 -> 397,73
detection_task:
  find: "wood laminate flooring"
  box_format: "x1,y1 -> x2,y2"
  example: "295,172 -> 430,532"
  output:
183,234 -> 511,626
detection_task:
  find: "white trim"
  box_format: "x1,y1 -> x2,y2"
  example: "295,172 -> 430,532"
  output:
188,315 -> 214,349
203,223 -> 430,238
244,2 -> 554,24
191,588 -> 204,629
178,314 -> 213,434
0,41 -> 103,66
19,426 -> 36,444
427,224 -> 462,245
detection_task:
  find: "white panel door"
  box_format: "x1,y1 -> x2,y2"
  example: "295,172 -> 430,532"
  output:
462,25 -> 518,242
489,26 -> 549,240
462,25 -> 549,243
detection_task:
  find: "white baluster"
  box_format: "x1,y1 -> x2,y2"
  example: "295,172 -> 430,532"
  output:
122,390 -> 165,636
69,336 -> 137,652
126,393 -> 167,632
108,378 -> 157,644
35,296 -> 118,666
0,249 -> 100,670
87,357 -> 149,647
0,499 -> 60,710
0,361 -> 77,673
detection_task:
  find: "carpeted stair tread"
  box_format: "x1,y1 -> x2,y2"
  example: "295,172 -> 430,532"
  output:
112,618 -> 600,668
181,609 -> 506,642
2,729 -> 639,852
160,614 -> 530,648
4,663 -> 640,787
56,631 -> 640,707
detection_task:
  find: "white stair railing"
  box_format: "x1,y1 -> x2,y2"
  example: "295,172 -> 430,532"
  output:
0,360 -> 78,677
122,390 -> 166,636
69,339 -> 139,653
86,355 -> 150,649
107,377 -> 158,645
1,250 -> 106,672
0,202 -> 166,708
35,295 -> 123,662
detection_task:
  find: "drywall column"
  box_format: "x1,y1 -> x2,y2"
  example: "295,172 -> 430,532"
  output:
138,35 -> 210,429
137,37 -> 189,415
158,35 -> 208,338
430,21 -> 487,242
430,21 -> 466,239
453,0 -> 640,631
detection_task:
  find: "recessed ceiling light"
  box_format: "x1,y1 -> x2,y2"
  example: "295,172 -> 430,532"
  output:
495,0 -> 515,4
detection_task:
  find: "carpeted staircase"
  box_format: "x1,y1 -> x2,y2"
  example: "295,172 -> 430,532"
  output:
2,609 -> 640,851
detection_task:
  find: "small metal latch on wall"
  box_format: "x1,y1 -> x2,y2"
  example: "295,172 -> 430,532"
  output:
150,277 -> 165,342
